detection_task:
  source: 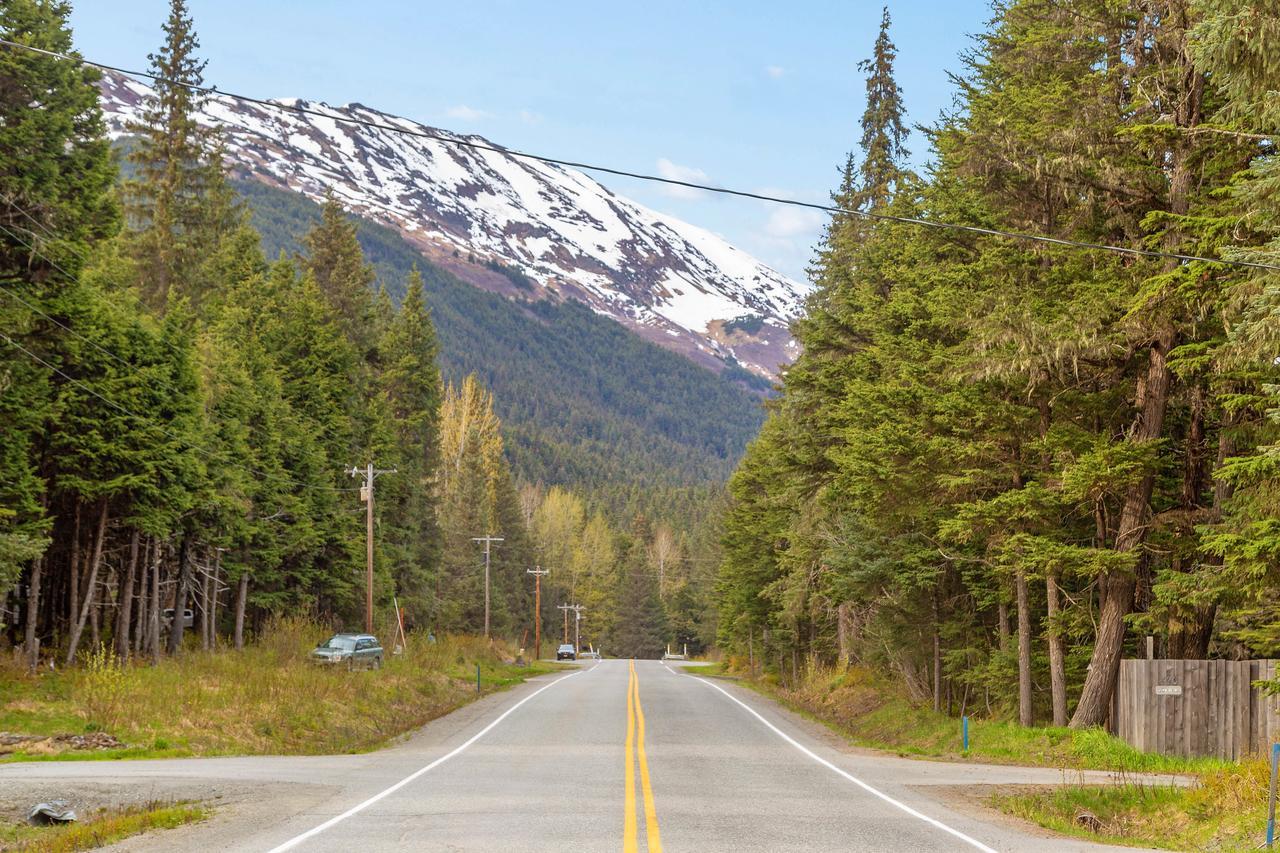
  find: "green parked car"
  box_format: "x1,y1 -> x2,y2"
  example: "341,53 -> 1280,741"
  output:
311,633 -> 383,670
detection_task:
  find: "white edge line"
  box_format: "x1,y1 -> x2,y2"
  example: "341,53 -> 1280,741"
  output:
670,665 -> 999,853
266,664 -> 591,852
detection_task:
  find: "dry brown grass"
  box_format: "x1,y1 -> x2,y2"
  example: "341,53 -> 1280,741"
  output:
1,619 -> 551,758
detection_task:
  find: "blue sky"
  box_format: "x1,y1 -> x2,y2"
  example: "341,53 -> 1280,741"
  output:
69,1 -> 992,283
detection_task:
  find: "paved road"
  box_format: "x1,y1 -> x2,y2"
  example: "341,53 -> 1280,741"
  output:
0,659 -> 1169,851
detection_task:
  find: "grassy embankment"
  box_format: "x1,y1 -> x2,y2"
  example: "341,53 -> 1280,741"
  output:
705,661 -> 1270,850
0,802 -> 206,853
0,618 -> 557,762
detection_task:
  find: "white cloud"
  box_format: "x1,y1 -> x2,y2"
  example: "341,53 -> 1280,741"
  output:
445,104 -> 490,121
519,109 -> 544,125
656,157 -> 711,200
764,207 -> 826,239
765,65 -> 786,79
742,206 -> 828,282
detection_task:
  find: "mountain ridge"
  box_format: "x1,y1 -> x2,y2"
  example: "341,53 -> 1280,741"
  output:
97,71 -> 806,379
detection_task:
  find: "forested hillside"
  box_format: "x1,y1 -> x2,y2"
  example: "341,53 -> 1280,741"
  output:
235,179 -> 768,497
0,0 -> 719,663
718,2 -> 1280,730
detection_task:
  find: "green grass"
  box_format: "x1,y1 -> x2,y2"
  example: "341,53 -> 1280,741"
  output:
992,759 -> 1272,852
705,663 -> 1215,774
691,661 -> 1265,851
0,619 -> 556,761
0,801 -> 206,852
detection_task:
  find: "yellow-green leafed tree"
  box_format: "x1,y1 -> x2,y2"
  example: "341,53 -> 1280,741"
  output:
569,512 -> 619,651
531,487 -> 585,575
436,375 -> 519,633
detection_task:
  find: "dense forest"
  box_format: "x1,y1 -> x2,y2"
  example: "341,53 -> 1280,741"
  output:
0,0 -> 719,664
718,1 -> 1280,728
234,179 -> 768,497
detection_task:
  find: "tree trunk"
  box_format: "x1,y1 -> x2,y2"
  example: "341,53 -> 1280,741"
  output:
115,528 -> 139,660
932,597 -> 942,713
1046,570 -> 1068,726
166,534 -> 192,656
89,594 -> 100,649
1071,325 -> 1175,727
1016,569 -> 1033,726
149,539 -> 161,665
836,601 -> 854,667
66,500 -> 109,665
209,550 -> 222,649
997,599 -> 1009,653
199,548 -> 211,652
134,537 -> 149,655
234,572 -> 249,651
23,556 -> 44,669
68,499 -> 82,639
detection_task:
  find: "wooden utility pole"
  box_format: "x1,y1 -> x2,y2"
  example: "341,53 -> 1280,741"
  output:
558,602 -> 572,644
349,464 -> 396,634
527,565 -> 549,660
471,535 -> 504,639
557,603 -> 583,651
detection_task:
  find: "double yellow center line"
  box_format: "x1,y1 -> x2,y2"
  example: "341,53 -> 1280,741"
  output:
624,659 -> 662,853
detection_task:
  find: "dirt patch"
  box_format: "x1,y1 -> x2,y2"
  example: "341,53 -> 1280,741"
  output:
0,731 -> 124,756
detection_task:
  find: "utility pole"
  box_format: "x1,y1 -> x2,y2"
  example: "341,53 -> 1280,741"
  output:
557,603 -> 584,651
558,603 -> 572,645
527,565 -> 549,660
471,535 -> 504,639
349,464 -> 396,634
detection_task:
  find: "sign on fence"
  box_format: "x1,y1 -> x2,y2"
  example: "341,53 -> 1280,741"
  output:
1111,659 -> 1280,760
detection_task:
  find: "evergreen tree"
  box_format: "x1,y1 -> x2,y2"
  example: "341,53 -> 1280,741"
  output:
300,193 -> 377,356
377,267 -> 443,622
852,7 -> 910,213
0,0 -> 117,645
124,0 -> 236,311
610,517 -> 668,659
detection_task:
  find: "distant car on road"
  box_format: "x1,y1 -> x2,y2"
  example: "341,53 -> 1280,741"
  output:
311,633 -> 383,670
556,644 -> 576,661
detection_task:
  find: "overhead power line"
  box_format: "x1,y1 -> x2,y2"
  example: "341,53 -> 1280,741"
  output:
3,37 -> 1279,274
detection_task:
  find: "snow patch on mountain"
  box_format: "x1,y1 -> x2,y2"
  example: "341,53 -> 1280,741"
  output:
97,71 -> 808,378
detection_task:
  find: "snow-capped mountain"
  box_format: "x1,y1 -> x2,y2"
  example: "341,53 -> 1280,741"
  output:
98,71 -> 807,379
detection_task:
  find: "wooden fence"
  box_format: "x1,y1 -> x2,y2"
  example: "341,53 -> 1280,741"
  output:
1110,659 -> 1280,760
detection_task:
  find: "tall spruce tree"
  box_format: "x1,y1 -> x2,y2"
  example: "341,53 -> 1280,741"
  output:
125,0 -> 236,312
852,7 -> 910,213
300,193 -> 377,357
377,268 -> 443,622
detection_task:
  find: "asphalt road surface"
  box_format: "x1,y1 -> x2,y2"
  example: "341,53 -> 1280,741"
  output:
0,659 -> 1172,852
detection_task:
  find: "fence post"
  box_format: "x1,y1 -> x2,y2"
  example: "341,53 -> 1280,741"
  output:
1268,742 -> 1279,848
476,663 -> 481,694
962,716 -> 969,753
